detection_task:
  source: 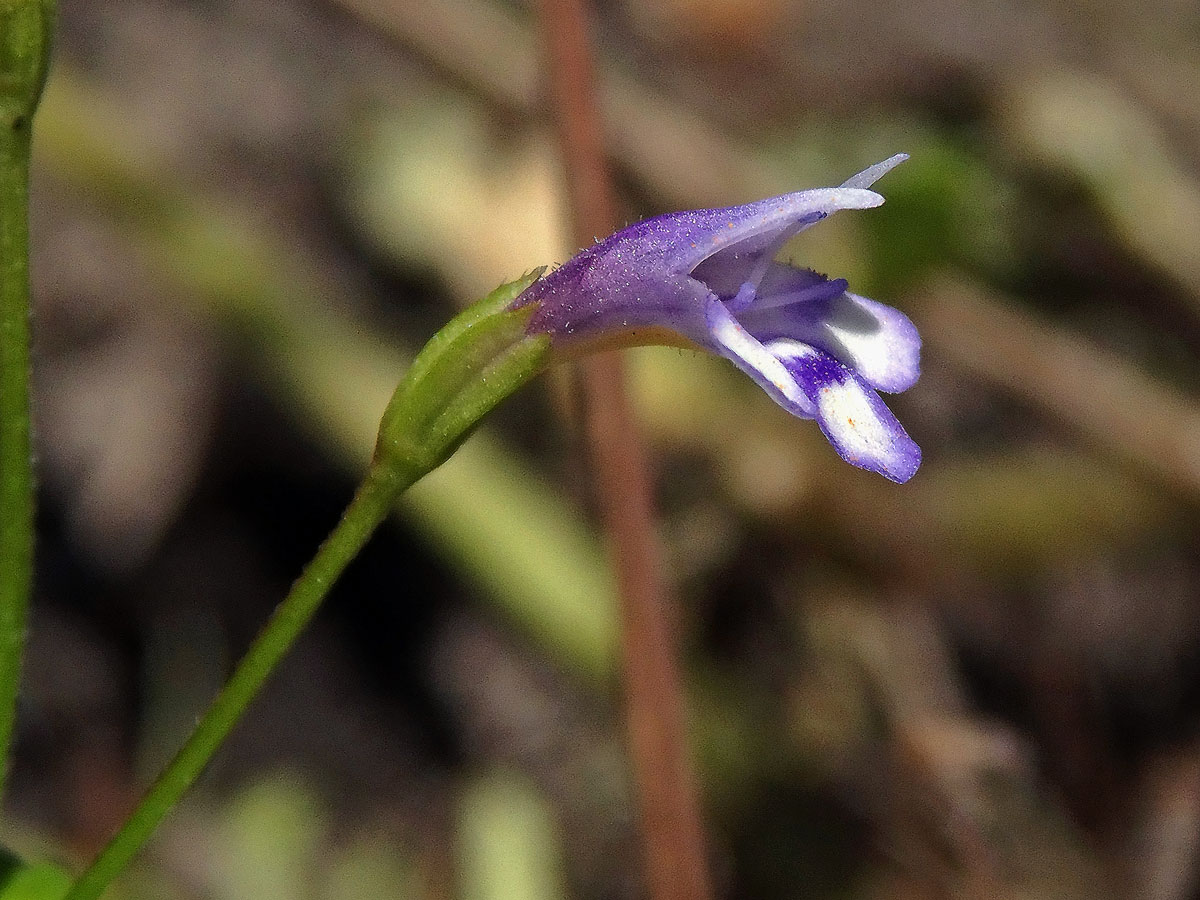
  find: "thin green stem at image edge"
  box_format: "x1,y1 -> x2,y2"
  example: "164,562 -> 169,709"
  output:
0,0 -> 56,806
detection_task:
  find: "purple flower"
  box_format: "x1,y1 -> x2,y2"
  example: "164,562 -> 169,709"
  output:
513,155 -> 921,482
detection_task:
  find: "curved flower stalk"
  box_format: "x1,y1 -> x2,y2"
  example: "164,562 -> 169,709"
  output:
513,153 -> 921,482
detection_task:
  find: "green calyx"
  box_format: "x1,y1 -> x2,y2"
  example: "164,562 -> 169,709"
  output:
374,270 -> 551,478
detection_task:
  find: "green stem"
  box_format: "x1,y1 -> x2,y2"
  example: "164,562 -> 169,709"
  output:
0,0 -> 55,804
0,107 -> 32,810
64,462 -> 413,900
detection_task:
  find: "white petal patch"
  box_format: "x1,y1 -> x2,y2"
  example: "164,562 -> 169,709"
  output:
708,303 -> 815,417
734,266 -> 921,394
821,293 -> 921,393
813,377 -> 896,463
768,339 -> 920,481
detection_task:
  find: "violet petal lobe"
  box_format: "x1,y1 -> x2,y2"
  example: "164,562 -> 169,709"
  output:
737,266 -> 921,393
770,340 -> 921,483
703,296 -> 817,419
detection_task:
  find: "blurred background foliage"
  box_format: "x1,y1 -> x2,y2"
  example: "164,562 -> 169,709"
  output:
11,0 -> 1200,897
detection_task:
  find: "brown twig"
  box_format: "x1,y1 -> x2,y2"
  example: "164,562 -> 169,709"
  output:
534,2 -> 713,899
912,278 -> 1200,499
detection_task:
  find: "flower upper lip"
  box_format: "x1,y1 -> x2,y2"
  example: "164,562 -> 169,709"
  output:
665,187 -> 886,278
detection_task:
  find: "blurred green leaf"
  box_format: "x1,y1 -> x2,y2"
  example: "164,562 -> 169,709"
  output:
211,776 -> 325,900
859,138 -> 1018,295
916,448 -> 1174,572
0,855 -> 70,900
761,121 -> 1018,297
1004,71 -> 1200,307
322,836 -> 421,900
457,772 -> 566,900
345,96 -> 569,298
